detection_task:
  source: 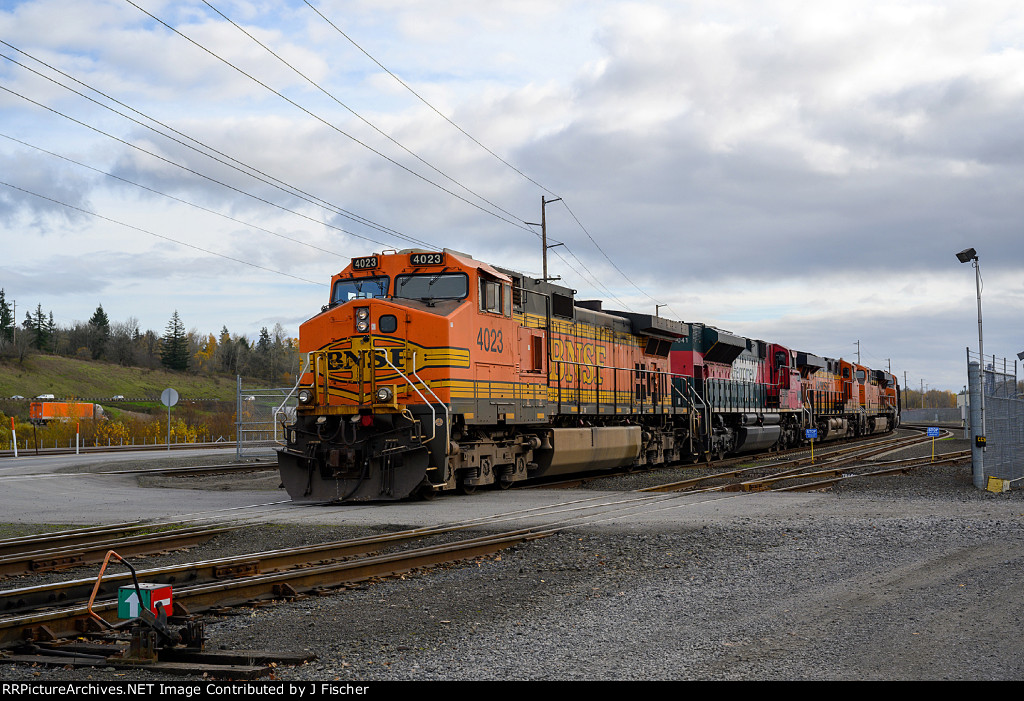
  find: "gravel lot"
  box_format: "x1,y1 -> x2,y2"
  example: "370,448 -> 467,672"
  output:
2,441 -> 1022,682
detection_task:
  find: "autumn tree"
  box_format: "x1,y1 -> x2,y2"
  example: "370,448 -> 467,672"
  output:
109,317 -> 139,366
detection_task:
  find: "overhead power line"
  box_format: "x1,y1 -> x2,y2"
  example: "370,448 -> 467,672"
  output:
201,0 -> 529,229
0,131 -> 358,260
301,1 -> 677,317
0,77 -> 418,252
123,0 -> 537,235
0,41 -> 431,248
0,179 -> 326,287
301,0 -> 559,198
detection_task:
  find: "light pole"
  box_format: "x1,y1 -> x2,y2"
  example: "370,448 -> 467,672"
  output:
956,247 -> 985,448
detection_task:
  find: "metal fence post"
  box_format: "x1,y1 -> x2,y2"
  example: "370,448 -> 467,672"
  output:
968,359 -> 984,489
236,375 -> 242,462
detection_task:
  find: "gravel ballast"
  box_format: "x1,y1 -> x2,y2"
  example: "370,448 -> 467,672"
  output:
1,453 -> 1022,681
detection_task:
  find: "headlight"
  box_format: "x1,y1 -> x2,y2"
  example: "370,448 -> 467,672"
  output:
375,386 -> 394,403
297,389 -> 314,405
355,307 -> 370,332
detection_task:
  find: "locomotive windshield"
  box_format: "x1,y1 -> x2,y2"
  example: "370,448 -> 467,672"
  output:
332,276 -> 389,304
394,272 -> 468,301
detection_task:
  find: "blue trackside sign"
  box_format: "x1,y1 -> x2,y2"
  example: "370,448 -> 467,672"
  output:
927,427 -> 941,437
805,429 -> 818,439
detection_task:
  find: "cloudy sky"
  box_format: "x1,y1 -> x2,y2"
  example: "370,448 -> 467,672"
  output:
1,0 -> 1022,391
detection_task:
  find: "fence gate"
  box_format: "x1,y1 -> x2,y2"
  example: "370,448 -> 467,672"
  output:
236,376 -> 295,460
966,350 -> 1023,490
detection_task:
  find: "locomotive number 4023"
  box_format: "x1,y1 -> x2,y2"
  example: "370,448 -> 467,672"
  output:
410,252 -> 445,266
476,327 -> 503,353
351,256 -> 379,270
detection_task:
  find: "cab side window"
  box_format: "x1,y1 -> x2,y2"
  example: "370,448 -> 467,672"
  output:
479,276 -> 511,317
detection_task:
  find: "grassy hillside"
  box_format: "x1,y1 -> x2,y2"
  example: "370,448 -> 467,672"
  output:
0,355 -> 247,401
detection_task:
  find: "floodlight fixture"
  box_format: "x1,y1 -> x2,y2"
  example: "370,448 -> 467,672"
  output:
956,247 -> 978,263
1017,351 -> 1024,361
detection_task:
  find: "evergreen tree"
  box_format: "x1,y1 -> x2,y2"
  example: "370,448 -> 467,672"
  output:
0,289 -> 13,344
216,325 -> 237,374
160,311 -> 189,371
254,326 -> 273,380
87,304 -> 110,359
24,304 -> 53,352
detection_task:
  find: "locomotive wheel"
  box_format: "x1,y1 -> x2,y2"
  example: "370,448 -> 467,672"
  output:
456,480 -> 478,495
415,483 -> 437,501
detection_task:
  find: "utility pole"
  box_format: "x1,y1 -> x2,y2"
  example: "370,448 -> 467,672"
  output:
527,196 -> 563,283
541,196 -> 562,282
855,340 -> 861,364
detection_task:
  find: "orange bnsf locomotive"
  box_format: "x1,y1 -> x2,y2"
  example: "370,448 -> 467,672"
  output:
277,249 -> 900,502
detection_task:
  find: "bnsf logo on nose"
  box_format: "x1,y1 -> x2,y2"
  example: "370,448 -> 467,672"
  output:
327,349 -> 404,370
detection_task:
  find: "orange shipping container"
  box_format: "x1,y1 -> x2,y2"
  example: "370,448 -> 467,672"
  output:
29,402 -> 100,424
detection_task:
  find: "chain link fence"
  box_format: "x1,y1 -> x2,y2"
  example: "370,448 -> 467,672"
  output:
236,376 -> 296,460
966,350 -> 1022,490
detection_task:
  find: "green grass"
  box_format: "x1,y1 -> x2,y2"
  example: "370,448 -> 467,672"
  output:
0,355 -> 245,401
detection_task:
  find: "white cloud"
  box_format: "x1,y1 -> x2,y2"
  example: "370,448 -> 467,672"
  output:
1,0 -> 1022,388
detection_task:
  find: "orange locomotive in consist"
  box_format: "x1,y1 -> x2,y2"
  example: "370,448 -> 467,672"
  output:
278,248 -> 688,501
278,248 -> 900,502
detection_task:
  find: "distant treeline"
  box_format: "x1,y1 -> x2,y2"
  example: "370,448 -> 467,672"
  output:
0,290 -> 299,385
901,388 -> 960,410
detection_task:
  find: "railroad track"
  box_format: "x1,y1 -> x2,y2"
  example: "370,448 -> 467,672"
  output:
639,427 -> 966,494
0,523 -> 238,578
0,426 -> 970,675
535,427 -> 933,492
0,461 -> 277,487
0,441 -> 238,459
89,461 -> 276,478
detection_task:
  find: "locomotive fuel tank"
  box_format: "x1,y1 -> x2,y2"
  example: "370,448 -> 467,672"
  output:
532,426 -> 643,476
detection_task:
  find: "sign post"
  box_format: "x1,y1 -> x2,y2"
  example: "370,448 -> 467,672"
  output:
805,428 -> 818,464
10,417 -> 16,458
927,427 -> 941,462
161,388 -> 179,452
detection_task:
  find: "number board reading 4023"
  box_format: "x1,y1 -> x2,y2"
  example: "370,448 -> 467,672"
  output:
410,252 -> 445,266
476,327 -> 504,353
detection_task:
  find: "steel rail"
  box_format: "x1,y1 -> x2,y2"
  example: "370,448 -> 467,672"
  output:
0,525 -> 237,578
536,427 -> 917,493
0,528 -> 550,648
0,517 -> 523,615
0,522 -> 151,557
93,462 -> 276,477
729,442 -> 966,491
774,451 -> 971,492
641,429 -> 940,494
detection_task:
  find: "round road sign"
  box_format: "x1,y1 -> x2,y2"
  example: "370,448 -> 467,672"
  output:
160,388 -> 179,407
